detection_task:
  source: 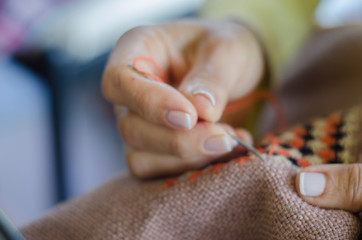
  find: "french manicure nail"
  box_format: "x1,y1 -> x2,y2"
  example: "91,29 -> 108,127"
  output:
191,90 -> 216,106
204,135 -> 232,153
167,111 -> 191,129
299,172 -> 326,197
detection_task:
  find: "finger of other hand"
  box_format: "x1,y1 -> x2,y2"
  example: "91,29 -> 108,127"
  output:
296,164 -> 362,212
118,112 -> 236,158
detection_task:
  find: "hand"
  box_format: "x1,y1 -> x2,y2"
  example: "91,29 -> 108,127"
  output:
296,163 -> 362,212
102,19 -> 264,178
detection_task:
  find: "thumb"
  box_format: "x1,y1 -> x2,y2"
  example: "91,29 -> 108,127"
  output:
296,164 -> 362,212
178,26 -> 263,123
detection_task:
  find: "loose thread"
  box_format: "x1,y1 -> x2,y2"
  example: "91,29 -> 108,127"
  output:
212,163 -> 228,173
189,171 -> 204,183
132,56 -> 165,83
162,178 -> 178,190
268,137 -> 279,157
130,56 -> 288,187
130,56 -> 286,131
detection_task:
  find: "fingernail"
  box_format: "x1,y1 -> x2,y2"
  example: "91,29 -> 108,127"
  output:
191,90 -> 216,106
204,135 -> 232,153
224,129 -> 238,148
167,111 -> 191,129
232,139 -> 238,147
299,172 -> 326,197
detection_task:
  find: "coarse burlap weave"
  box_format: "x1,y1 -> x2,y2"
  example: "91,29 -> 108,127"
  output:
21,106 -> 362,239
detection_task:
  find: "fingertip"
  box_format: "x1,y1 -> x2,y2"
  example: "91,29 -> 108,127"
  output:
298,171 -> 326,197
189,89 -> 222,122
166,110 -> 193,130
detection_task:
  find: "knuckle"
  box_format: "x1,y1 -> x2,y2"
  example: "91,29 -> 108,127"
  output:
346,165 -> 362,209
132,90 -> 150,118
169,133 -> 187,158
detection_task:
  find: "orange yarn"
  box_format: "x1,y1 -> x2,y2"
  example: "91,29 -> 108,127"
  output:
212,163 -> 228,173
321,135 -> 336,145
132,56 -> 165,83
289,137 -> 305,149
292,127 -> 307,136
317,149 -> 335,162
235,156 -> 253,165
162,179 -> 178,190
224,91 -> 286,132
189,171 -> 204,183
297,158 -> 311,167
131,56 -> 286,132
275,149 -> 292,158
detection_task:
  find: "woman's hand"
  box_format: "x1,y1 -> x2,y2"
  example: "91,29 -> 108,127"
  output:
296,162 -> 362,212
102,19 -> 264,178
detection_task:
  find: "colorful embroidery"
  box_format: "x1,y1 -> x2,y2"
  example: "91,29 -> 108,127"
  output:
162,107 -> 360,189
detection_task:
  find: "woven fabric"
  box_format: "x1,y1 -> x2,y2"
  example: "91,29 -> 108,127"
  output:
21,106 -> 362,240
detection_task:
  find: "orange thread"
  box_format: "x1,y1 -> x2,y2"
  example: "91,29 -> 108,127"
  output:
235,156 -> 253,165
324,125 -> 337,135
297,158 -> 311,167
292,126 -> 307,136
224,91 -> 286,132
317,149 -> 335,162
267,135 -> 281,157
212,163 -> 228,173
131,56 -> 286,132
321,135 -> 336,145
289,137 -> 305,149
268,141 -> 277,157
132,56 -> 166,83
275,149 -> 291,158
161,178 -> 178,190
189,171 -> 204,183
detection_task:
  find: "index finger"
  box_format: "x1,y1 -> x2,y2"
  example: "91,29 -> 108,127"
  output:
102,26 -> 197,129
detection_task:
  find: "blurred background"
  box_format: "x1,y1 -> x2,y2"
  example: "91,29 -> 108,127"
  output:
0,0 -> 361,227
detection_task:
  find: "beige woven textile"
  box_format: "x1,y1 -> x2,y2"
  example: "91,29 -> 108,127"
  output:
21,107 -> 362,239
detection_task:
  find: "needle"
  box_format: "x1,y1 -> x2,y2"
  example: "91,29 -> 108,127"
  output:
227,133 -> 265,162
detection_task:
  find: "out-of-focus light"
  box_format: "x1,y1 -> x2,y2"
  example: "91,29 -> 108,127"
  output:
316,0 -> 362,27
29,0 -> 205,63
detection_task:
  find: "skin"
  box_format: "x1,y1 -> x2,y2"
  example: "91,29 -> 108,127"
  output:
102,19 -> 263,178
102,19 -> 361,213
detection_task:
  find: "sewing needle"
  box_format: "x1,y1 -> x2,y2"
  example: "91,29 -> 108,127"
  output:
228,133 -> 265,162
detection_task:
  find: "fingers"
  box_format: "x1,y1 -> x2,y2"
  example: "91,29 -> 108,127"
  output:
102,26 -> 198,130
105,66 -> 197,129
126,151 -> 196,179
178,22 -> 264,122
119,112 -> 236,158
296,164 -> 362,212
118,111 -> 254,179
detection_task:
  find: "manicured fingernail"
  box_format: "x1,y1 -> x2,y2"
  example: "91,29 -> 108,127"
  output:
191,90 -> 216,106
232,139 -> 238,147
167,111 -> 191,129
204,135 -> 232,153
299,172 -> 326,197
224,129 -> 238,147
